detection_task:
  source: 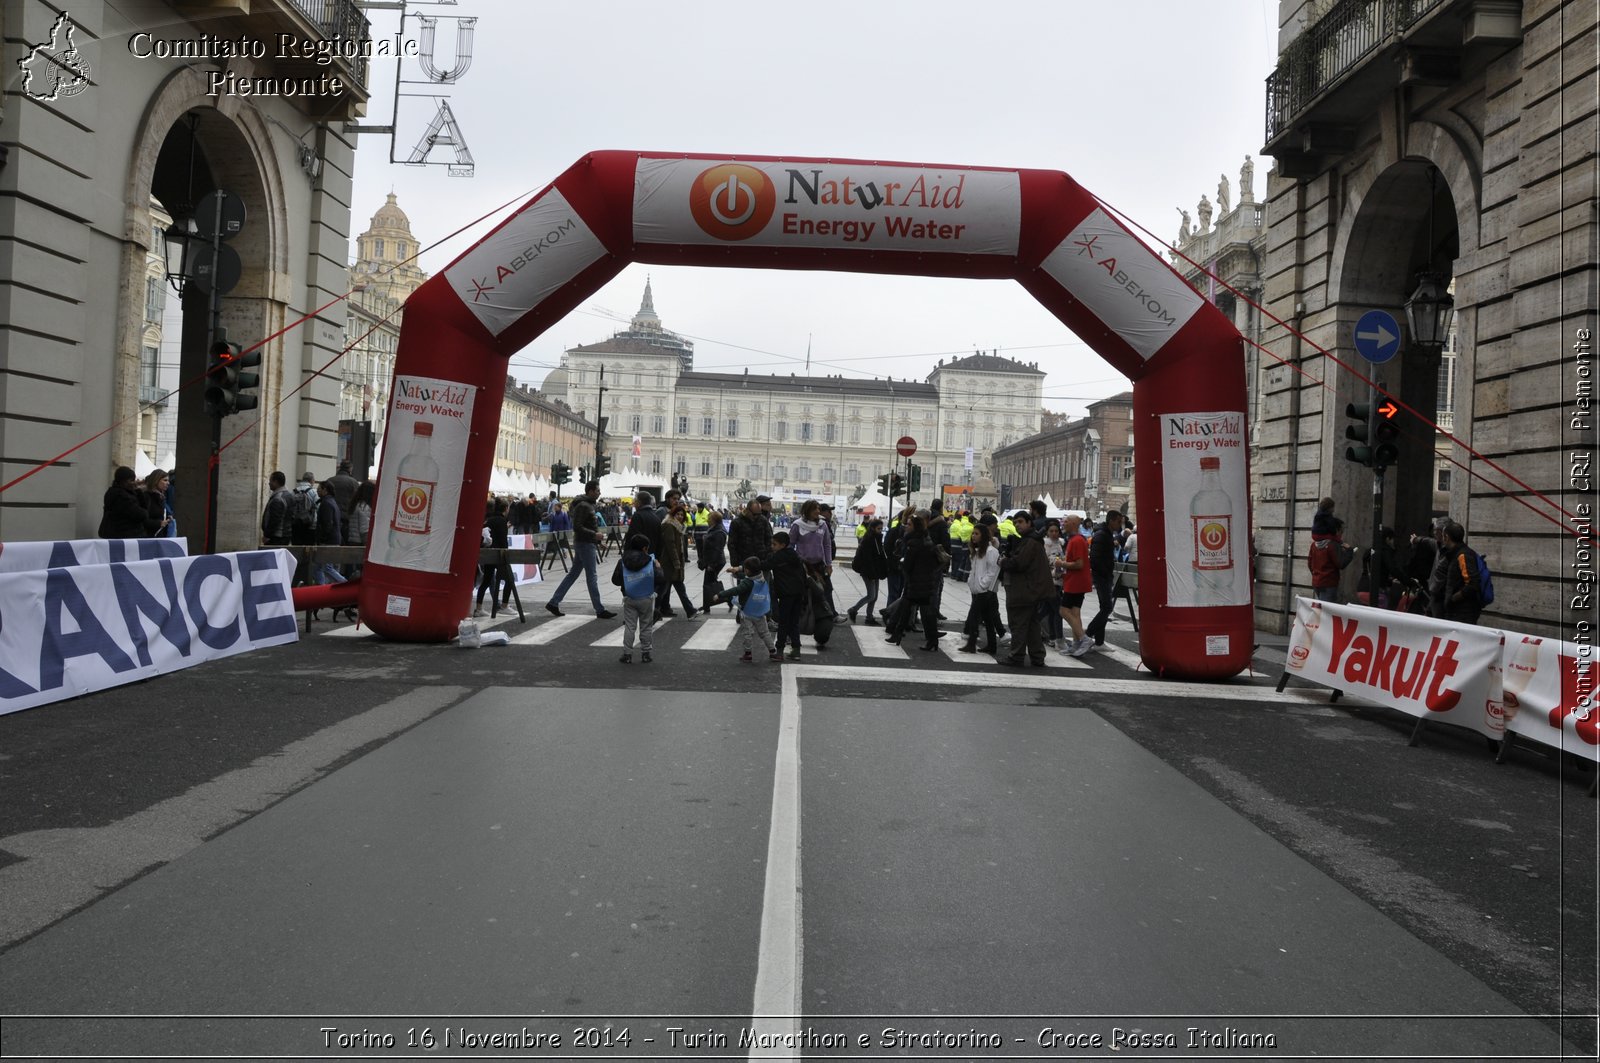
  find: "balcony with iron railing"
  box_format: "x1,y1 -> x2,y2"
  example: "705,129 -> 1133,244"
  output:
172,0 -> 372,120
1263,0 -> 1522,173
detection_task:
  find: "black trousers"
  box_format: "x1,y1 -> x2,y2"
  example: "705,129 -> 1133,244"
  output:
963,590 -> 1003,647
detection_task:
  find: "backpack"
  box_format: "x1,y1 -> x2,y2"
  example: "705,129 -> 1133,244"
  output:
1463,550 -> 1495,605
622,556 -> 657,598
289,486 -> 318,531
742,576 -> 771,618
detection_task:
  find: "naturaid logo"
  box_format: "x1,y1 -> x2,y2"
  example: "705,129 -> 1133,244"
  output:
689,164 -> 775,241
18,13 -> 92,102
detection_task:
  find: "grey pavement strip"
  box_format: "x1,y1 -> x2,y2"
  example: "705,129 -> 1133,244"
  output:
0,685 -> 469,949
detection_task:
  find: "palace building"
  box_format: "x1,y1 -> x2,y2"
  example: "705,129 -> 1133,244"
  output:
542,283 -> 1046,507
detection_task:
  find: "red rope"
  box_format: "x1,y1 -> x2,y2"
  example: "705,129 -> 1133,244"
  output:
0,185 -> 538,498
1092,194 -> 1583,536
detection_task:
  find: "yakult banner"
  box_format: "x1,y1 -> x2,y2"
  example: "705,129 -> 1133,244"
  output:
0,537 -> 187,574
1284,598 -> 1504,737
443,190 -> 609,338
632,158 -> 1022,256
368,375 -> 476,581
1494,632 -> 1600,762
1161,411 -> 1250,611
0,550 -> 298,716
1039,207 -> 1206,360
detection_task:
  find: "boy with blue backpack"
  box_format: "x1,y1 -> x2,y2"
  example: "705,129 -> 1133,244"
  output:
612,533 -> 666,664
711,556 -> 781,662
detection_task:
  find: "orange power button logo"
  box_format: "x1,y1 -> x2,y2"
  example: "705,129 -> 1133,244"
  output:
689,164 -> 775,241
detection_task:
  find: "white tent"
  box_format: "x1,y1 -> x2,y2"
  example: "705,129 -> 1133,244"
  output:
1037,493 -> 1068,519
850,487 -> 893,515
134,451 -> 157,478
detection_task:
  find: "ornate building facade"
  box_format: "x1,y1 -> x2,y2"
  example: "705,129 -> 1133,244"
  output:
544,284 -> 1046,506
343,194 -> 430,458
991,393 -> 1136,519
1255,0 -> 1595,636
0,0 -> 372,547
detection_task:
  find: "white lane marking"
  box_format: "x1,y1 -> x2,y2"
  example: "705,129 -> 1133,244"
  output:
849,624 -> 910,659
508,614 -> 593,646
785,664 -> 1296,703
684,617 -> 739,651
324,624 -> 374,639
749,655 -> 802,1056
591,616 -> 670,647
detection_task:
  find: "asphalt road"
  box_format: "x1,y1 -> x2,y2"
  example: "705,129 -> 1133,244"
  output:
1,566 -> 1594,1060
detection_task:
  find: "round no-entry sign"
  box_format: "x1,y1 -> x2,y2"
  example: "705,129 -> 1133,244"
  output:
896,436 -> 917,458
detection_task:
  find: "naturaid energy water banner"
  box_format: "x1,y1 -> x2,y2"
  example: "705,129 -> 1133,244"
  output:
0,550 -> 298,717
368,375 -> 475,576
1160,410 -> 1250,610
1284,598 -> 1599,763
632,158 -> 1022,257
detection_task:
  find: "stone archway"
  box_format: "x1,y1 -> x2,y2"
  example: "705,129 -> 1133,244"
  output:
1329,142 -> 1467,549
117,70 -> 290,549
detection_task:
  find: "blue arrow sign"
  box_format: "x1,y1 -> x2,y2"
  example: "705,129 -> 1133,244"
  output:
1354,309 -> 1401,364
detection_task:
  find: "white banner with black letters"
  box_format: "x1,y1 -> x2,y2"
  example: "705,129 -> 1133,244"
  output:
0,537 -> 188,574
0,549 -> 298,717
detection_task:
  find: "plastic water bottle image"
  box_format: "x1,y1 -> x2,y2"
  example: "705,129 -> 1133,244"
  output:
1190,455 -> 1235,605
1287,602 -> 1322,671
387,420 -> 440,567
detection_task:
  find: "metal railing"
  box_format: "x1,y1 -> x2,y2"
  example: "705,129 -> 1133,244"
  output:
285,0 -> 372,83
1265,0 -> 1448,143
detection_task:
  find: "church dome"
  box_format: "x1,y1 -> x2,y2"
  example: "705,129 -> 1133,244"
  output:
369,192 -> 412,235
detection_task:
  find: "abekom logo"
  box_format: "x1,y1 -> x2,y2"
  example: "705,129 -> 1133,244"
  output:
689,164 -> 775,241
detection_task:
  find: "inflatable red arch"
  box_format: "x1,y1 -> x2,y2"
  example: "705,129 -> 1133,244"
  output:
358,151 -> 1253,679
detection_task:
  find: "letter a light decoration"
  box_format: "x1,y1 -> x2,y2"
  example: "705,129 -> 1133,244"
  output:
406,99 -> 475,177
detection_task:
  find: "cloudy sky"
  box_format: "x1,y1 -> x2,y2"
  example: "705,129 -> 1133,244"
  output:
350,0 -> 1282,417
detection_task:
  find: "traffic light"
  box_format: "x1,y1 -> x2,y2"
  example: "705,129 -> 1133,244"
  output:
203,339 -> 259,417
595,455 -> 612,478
889,471 -> 905,496
876,472 -> 892,495
1343,400 -> 1375,467
551,461 -> 571,486
578,464 -> 591,483
907,462 -> 922,493
1372,399 -> 1400,468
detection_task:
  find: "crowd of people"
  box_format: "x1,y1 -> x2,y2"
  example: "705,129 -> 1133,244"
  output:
1307,497 -> 1485,624
536,487 -> 1138,669
97,461 -> 1144,662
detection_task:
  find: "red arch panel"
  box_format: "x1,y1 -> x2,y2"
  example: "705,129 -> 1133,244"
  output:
357,152 -> 1253,679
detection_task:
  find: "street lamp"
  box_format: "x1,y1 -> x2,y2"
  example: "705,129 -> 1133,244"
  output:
1404,270 -> 1454,350
162,217 -> 198,296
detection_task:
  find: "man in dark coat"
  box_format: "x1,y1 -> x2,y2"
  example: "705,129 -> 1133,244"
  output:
99,465 -> 164,538
628,490 -> 664,554
998,511 -> 1053,666
728,498 -> 771,568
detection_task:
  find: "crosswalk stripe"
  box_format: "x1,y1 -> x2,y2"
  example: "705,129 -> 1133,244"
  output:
848,625 -> 910,659
592,616 -> 672,647
684,618 -> 738,651
508,614 -> 593,646
1096,642 -> 1145,671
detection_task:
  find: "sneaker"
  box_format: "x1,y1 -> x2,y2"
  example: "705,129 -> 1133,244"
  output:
740,651 -> 754,662
545,602 -> 563,617
769,651 -> 784,662
787,649 -> 801,661
619,653 -> 632,664
1070,638 -> 1094,658
597,609 -> 617,619
641,652 -> 652,664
